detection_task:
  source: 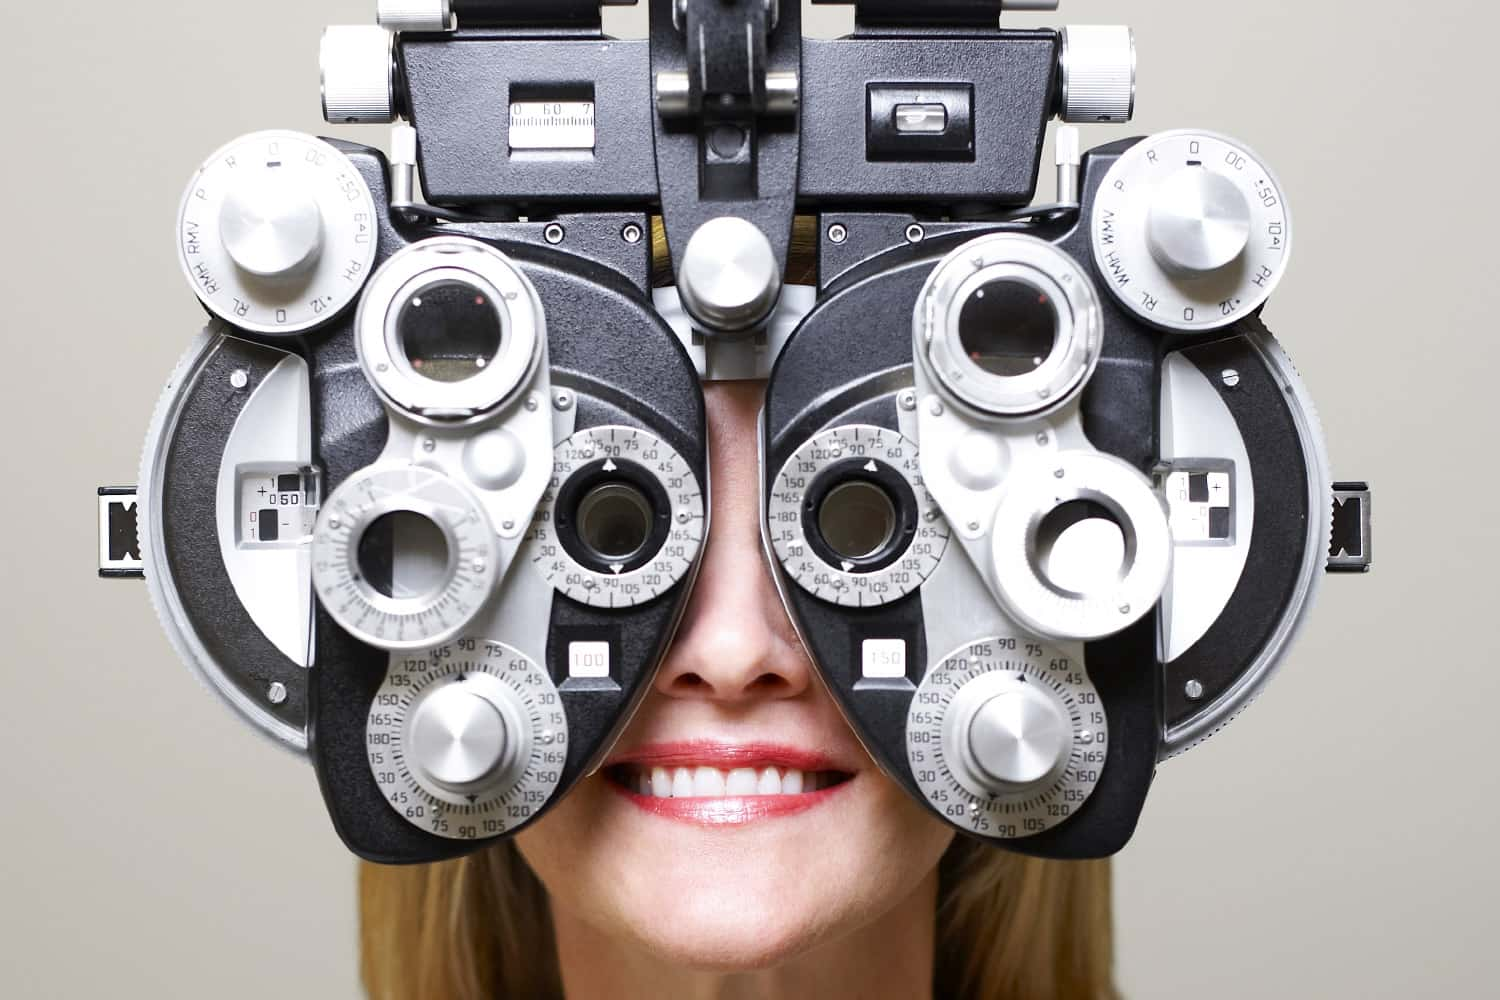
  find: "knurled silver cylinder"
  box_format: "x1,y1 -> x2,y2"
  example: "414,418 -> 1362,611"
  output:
1060,25 -> 1136,124
321,26 -> 397,125
377,0 -> 452,33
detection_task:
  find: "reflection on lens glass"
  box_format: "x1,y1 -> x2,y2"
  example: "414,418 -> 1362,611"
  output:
357,510 -> 451,600
397,279 -> 504,384
818,480 -> 898,562
1034,499 -> 1127,597
577,483 -> 654,562
957,278 -> 1059,377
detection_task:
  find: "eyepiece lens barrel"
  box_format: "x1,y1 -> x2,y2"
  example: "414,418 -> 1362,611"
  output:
818,480 -> 899,562
576,483 -> 655,563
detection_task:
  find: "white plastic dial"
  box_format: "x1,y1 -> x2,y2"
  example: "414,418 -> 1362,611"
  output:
907,637 -> 1107,840
527,426 -> 705,609
312,465 -> 499,650
769,425 -> 950,608
367,639 -> 568,840
177,130 -> 379,335
1091,130 -> 1292,333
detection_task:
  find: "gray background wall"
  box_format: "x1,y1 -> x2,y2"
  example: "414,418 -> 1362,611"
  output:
1,1 -> 1492,996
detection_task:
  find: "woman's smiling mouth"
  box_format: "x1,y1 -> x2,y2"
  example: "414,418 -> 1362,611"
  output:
604,742 -> 857,825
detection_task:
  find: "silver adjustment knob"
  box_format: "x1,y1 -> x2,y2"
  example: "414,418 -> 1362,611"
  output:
409,683 -> 515,791
218,172 -> 324,278
964,686 -> 1070,789
1059,26 -> 1135,124
1147,167 -> 1253,276
377,0 -> 452,33
677,217 -> 783,334
321,26 -> 396,124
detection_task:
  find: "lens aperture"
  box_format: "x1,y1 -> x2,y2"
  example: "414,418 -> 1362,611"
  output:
576,483 -> 655,563
818,480 -> 899,562
357,510 -> 452,601
397,279 -> 504,383
957,278 -> 1059,378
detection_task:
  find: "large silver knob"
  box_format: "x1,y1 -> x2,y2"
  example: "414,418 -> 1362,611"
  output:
1059,26 -> 1135,124
677,217 -> 783,334
409,682 -> 516,791
1147,167 -> 1253,276
218,172 -> 324,278
963,685 -> 1070,789
321,26 -> 397,124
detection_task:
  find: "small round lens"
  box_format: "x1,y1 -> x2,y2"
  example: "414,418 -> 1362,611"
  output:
957,278 -> 1059,377
818,480 -> 898,562
577,484 -> 655,562
357,510 -> 452,600
397,279 -> 504,384
1033,499 -> 1127,597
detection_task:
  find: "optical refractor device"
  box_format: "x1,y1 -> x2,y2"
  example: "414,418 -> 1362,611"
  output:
98,0 -> 1372,862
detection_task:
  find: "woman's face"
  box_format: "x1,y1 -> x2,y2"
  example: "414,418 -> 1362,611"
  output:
516,382 -> 955,970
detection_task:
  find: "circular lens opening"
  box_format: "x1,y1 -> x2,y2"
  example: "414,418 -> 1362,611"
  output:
1033,500 -> 1128,597
576,483 -> 655,563
818,480 -> 898,562
357,510 -> 452,600
957,278 -> 1059,378
396,279 -> 504,384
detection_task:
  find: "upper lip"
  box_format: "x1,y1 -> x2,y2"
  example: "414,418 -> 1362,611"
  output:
605,740 -> 852,773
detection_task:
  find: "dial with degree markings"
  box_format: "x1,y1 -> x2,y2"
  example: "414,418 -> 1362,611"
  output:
769,425 -> 950,609
527,426 -> 705,609
176,130 -> 379,335
367,640 -> 568,841
312,465 -> 499,651
907,638 -> 1107,840
1091,130 -> 1292,334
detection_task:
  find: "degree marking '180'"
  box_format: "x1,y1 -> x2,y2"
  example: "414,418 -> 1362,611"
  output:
906,637 -> 1107,839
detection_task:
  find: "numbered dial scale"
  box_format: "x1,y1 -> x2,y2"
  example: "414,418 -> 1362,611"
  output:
528,426 -> 705,609
1090,130 -> 1292,333
367,640 -> 569,841
907,638 -> 1107,839
177,130 -> 379,335
312,465 -> 500,650
769,425 -> 950,608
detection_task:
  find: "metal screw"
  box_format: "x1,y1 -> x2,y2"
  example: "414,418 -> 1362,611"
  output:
229,370 -> 249,390
525,394 -> 540,412
1119,604 -> 1132,615
1185,679 -> 1205,700
1221,369 -> 1241,389
1055,469 -> 1066,479
544,223 -> 566,245
554,391 -> 574,411
501,520 -> 516,533
898,390 -> 917,411
267,682 -> 288,705
905,223 -> 926,243
473,560 -> 487,574
828,223 -> 848,245
967,520 -> 981,532
621,223 -> 644,245
422,438 -> 436,453
328,517 -> 341,530
927,399 -> 945,417
1036,432 -> 1050,446
677,511 -> 691,524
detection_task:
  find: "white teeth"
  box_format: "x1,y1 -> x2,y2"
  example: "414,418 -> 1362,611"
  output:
693,766 -> 726,797
627,765 -> 836,798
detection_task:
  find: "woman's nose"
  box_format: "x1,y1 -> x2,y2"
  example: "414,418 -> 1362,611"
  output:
652,384 -> 812,705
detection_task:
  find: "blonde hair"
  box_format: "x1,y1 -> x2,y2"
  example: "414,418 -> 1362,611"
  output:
360,837 -> 1118,999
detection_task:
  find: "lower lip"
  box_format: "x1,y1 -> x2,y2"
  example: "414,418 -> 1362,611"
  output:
609,778 -> 854,827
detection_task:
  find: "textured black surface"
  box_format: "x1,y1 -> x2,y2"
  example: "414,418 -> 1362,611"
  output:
1162,321 -> 1312,731
799,33 -> 1056,207
816,0 -> 1009,28
402,36 -> 657,206
159,335 -> 310,735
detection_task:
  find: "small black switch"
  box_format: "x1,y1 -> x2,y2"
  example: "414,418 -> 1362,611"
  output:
867,84 -> 975,162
